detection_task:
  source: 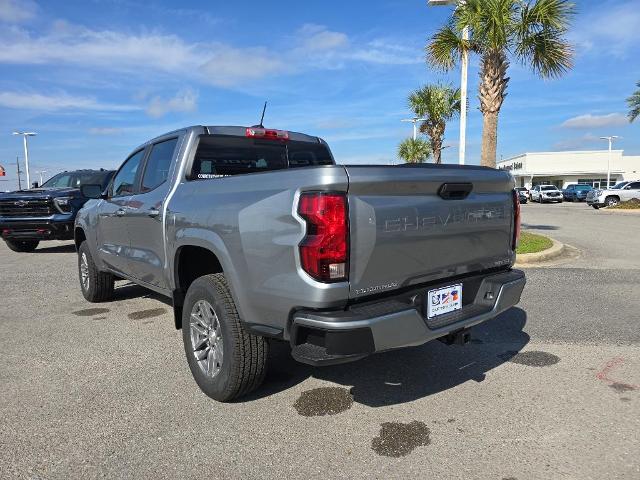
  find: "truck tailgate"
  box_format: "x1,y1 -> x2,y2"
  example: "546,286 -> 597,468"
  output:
345,165 -> 515,298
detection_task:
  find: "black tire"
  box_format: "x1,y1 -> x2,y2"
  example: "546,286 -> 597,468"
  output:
592,205 -> 600,210
182,273 -> 268,402
5,239 -> 39,252
604,196 -> 619,207
78,241 -> 114,302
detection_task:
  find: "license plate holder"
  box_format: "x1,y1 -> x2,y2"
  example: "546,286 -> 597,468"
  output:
426,284 -> 463,319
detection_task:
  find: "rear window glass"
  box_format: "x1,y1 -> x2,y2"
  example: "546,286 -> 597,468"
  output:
191,135 -> 333,179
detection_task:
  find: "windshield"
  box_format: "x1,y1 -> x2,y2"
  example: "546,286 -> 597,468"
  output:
611,182 -> 628,189
541,186 -> 558,191
42,171 -> 113,189
574,185 -> 592,191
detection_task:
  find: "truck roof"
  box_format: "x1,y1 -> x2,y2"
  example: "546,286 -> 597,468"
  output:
143,125 -> 328,148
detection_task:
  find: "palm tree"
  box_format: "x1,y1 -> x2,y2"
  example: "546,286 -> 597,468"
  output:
397,137 -> 431,163
628,81 -> 640,123
408,84 -> 460,164
427,0 -> 575,167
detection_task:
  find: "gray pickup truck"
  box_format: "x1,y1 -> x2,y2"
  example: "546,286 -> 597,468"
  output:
75,125 -> 526,401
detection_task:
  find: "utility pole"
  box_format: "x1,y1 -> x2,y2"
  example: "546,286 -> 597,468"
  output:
600,136 -> 620,188
428,0 -> 468,165
16,155 -> 22,190
401,117 -> 427,140
12,131 -> 37,188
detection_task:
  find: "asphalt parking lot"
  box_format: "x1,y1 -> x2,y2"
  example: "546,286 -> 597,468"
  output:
1,202 -> 638,479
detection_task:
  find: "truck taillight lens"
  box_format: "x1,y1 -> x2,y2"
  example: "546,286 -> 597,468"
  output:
298,192 -> 348,282
512,189 -> 521,250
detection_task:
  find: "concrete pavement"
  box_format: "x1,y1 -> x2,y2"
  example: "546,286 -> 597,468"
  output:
0,202 -> 638,479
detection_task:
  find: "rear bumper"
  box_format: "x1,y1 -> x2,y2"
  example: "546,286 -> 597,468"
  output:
291,269 -> 526,365
0,218 -> 75,240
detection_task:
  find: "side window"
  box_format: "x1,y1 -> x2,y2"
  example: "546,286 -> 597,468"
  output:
111,149 -> 145,197
628,182 -> 640,190
141,138 -> 179,192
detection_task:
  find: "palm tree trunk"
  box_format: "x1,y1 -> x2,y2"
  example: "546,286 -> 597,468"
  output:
479,50 -> 509,168
432,137 -> 442,164
481,112 -> 498,168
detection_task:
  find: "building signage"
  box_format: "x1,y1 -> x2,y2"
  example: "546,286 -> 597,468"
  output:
499,161 -> 523,172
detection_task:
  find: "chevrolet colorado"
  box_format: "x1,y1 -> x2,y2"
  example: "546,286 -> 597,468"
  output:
75,125 -> 526,401
0,169 -> 114,252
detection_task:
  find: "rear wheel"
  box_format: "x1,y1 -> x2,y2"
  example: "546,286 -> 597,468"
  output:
182,273 -> 268,402
592,205 -> 600,210
4,239 -> 39,252
78,241 -> 114,302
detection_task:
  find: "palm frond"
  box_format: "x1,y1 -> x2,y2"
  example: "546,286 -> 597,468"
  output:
397,138 -> 431,164
628,81 -> 640,123
427,24 -> 463,71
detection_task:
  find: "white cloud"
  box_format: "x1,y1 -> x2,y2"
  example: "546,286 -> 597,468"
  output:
561,113 -> 628,129
0,91 -> 138,111
0,0 -> 38,23
571,1 -> 640,56
553,134 -> 600,150
145,89 -> 198,118
298,24 -> 349,51
0,21 -> 420,89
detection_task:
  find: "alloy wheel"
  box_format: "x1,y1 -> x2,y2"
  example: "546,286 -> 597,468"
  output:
189,300 -> 224,378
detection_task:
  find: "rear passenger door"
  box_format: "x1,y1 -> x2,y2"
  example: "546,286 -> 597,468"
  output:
124,136 -> 180,289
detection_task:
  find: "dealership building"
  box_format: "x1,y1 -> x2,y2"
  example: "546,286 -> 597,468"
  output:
497,150 -> 640,189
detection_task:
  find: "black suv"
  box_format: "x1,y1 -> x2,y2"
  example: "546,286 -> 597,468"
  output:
0,169 -> 114,252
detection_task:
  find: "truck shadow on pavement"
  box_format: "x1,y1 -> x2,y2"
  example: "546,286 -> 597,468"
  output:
252,307 -> 529,407
33,243 -> 77,254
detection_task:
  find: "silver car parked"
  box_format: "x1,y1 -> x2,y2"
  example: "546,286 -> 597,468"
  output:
587,180 -> 640,208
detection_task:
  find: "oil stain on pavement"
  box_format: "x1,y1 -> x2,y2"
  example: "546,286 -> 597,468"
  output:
293,387 -> 353,416
610,383 -> 635,393
499,350 -> 560,367
128,308 -> 167,320
72,308 -> 110,317
371,421 -> 430,457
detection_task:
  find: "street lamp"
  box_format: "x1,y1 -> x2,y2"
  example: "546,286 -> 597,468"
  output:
401,117 -> 427,140
428,0 -> 468,166
599,136 -> 620,188
12,131 -> 37,188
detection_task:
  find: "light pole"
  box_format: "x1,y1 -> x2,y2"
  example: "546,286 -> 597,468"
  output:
12,131 -> 37,188
599,136 -> 619,188
401,117 -> 427,140
35,170 -> 47,185
428,0 -> 468,166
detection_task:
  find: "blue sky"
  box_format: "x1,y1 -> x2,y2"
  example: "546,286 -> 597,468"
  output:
0,0 -> 638,189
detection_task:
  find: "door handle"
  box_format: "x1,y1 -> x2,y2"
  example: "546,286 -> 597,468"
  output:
148,208 -> 161,218
115,209 -> 126,216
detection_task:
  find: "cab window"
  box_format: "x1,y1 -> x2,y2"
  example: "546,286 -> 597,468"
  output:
111,149 -> 145,197
141,138 -> 178,192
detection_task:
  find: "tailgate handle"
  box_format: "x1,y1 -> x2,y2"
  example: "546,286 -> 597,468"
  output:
438,183 -> 473,200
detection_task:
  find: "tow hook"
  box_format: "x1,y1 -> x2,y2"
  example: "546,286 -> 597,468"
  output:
438,328 -> 471,346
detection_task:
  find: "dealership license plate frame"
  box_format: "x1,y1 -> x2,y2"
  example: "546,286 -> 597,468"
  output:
426,283 -> 463,319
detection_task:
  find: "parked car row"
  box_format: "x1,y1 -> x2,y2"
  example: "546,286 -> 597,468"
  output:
515,181 -> 640,209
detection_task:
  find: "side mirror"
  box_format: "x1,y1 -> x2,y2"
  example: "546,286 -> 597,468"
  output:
81,184 -> 104,199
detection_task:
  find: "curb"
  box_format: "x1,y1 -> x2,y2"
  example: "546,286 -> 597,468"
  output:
515,237 -> 565,265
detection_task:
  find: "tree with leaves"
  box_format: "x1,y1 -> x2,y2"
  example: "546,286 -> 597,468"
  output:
397,137 -> 431,163
427,0 -> 575,167
628,81 -> 640,123
408,84 -> 460,164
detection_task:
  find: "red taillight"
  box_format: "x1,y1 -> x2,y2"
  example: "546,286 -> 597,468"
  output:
298,192 -> 348,282
512,189 -> 521,250
245,127 -> 289,141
